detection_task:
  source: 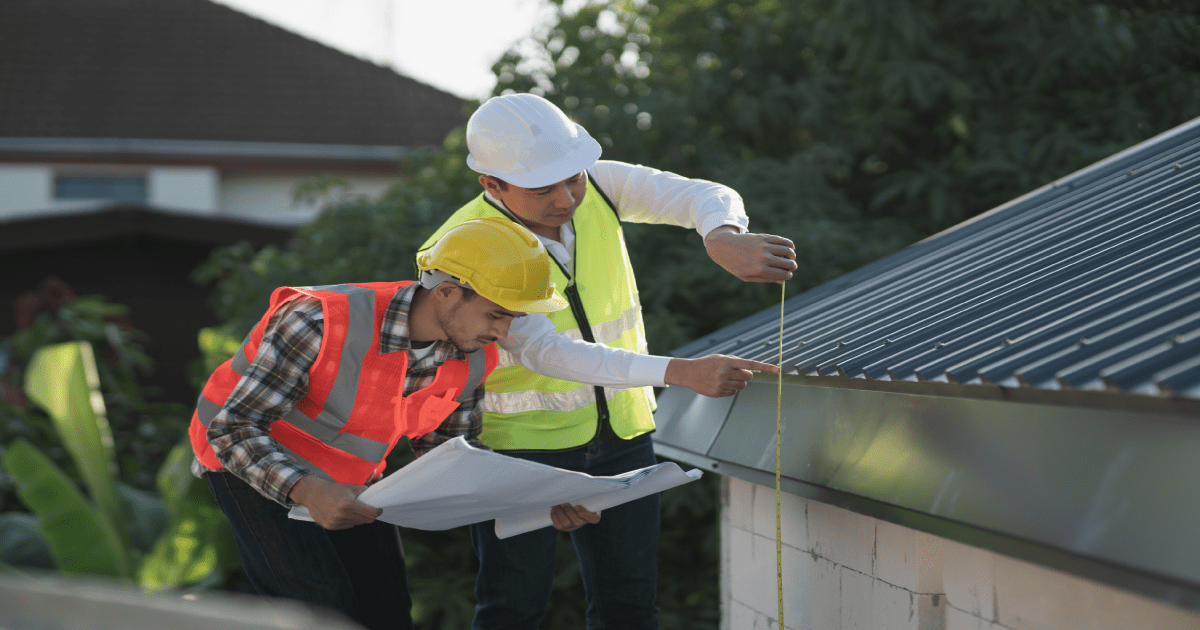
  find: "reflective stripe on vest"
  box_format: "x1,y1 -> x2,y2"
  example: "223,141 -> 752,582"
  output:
418,178 -> 656,451
191,281 -> 494,482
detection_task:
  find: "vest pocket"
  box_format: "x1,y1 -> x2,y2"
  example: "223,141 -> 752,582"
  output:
414,389 -> 462,436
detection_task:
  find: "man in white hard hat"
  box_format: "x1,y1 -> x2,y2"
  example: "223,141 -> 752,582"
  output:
419,92 -> 797,629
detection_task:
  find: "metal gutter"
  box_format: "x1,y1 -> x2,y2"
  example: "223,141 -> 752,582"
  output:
654,377 -> 1200,610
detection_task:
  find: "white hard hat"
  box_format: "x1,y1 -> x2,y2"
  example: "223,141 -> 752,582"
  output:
466,93 -> 602,189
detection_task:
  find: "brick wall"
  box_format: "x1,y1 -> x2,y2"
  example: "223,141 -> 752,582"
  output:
721,477 -> 1200,630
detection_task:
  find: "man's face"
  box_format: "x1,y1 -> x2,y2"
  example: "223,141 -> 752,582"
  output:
483,171 -> 589,233
436,287 -> 525,353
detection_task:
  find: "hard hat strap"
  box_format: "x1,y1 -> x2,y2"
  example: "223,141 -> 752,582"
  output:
419,269 -> 471,292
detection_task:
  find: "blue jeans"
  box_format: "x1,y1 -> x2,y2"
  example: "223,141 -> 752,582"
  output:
470,435 -> 660,630
205,472 -> 414,630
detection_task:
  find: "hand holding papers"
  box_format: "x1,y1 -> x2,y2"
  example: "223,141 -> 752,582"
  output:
289,437 -> 702,539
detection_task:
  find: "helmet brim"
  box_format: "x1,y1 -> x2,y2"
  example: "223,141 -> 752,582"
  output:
498,291 -> 570,314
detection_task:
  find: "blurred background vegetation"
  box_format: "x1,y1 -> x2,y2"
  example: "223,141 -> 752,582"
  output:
2,0 -> 1198,628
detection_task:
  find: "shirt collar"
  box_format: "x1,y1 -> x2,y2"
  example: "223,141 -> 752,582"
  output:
382,282 -> 465,361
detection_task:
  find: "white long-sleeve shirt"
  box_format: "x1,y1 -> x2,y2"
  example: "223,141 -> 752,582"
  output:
493,160 -> 750,389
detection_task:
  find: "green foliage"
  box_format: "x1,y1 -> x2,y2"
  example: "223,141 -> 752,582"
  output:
192,0 -> 1200,626
0,341 -> 238,590
0,512 -> 54,570
0,401 -> 74,513
23,342 -> 130,555
2,439 -> 133,577
139,441 -> 241,590
2,295 -> 188,492
6,295 -> 150,408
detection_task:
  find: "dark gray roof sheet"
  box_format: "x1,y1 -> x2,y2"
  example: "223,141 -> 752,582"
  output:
678,117 -> 1200,402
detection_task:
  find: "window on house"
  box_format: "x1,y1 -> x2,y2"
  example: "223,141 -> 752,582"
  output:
54,175 -> 147,203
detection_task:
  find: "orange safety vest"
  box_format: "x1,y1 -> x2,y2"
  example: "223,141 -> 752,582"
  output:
189,281 -> 498,485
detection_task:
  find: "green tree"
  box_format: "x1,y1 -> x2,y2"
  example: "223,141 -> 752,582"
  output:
494,0 -> 1200,351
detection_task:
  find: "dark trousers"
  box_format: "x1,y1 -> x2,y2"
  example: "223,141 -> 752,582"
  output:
470,435 -> 660,630
205,472 -> 414,630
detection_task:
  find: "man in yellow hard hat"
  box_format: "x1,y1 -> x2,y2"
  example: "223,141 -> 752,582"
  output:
420,93 -> 799,630
190,217 -> 659,630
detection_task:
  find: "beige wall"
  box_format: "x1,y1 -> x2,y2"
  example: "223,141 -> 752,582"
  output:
721,476 -> 1200,630
0,163 -> 393,226
217,172 -> 393,226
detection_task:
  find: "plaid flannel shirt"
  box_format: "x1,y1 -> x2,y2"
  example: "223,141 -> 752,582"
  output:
192,283 -> 486,506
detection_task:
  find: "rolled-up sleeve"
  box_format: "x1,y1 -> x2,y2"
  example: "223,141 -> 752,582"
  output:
206,298 -> 323,506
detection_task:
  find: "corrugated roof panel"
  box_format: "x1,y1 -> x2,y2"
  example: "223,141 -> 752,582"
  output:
1053,309 -> 1200,391
985,283 -> 1200,388
680,117 -> 1200,402
1099,327 -> 1200,394
1157,355 -> 1200,397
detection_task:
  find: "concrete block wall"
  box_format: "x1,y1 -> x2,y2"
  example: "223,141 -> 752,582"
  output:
721,476 -> 1200,630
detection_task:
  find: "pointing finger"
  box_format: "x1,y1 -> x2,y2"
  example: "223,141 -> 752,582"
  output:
728,359 -> 780,373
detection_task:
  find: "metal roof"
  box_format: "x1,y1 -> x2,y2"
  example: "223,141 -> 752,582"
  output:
677,116 -> 1200,402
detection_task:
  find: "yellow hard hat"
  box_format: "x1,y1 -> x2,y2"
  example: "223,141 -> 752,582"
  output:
416,217 -> 569,313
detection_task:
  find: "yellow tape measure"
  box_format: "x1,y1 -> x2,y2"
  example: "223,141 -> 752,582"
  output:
776,281 -> 785,628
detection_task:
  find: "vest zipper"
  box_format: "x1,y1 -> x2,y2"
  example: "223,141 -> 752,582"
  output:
562,283 -> 618,444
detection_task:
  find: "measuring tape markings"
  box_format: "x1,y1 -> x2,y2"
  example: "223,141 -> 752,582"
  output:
776,281 -> 785,628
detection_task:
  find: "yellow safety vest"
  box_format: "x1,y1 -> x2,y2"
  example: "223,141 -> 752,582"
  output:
417,180 -> 656,451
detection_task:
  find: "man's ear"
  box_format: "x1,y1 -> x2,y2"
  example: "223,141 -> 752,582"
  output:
480,175 -> 502,195
433,283 -> 458,303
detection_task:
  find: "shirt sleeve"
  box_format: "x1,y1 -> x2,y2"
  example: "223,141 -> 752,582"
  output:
408,380 -> 487,457
206,298 -> 323,507
500,313 -> 672,388
588,160 -> 749,237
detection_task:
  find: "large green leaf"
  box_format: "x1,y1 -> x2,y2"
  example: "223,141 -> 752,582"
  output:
1,439 -> 132,578
22,342 -> 128,550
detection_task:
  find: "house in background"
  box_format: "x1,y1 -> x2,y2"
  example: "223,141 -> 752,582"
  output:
654,116 -> 1200,629
0,0 -> 465,404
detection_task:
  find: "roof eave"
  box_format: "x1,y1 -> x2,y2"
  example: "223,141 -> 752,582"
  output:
0,137 -> 411,164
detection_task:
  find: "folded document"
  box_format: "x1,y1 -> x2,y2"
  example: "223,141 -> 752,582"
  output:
289,436 -> 702,539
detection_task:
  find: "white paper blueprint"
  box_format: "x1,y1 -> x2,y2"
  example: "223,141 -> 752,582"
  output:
288,436 -> 702,539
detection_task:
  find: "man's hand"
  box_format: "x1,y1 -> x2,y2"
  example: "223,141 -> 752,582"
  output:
288,475 -> 382,530
665,355 -> 779,398
550,503 -> 601,532
704,227 -> 797,284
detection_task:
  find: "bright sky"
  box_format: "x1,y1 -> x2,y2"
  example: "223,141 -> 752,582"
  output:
213,0 -> 556,100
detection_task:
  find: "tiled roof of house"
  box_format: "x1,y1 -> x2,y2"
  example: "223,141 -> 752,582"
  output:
0,0 -> 466,146
677,116 -> 1200,402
